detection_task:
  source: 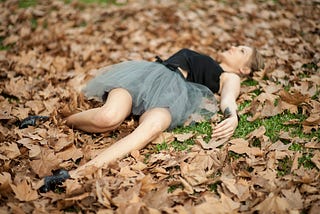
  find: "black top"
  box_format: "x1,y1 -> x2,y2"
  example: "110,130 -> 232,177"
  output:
163,48 -> 224,93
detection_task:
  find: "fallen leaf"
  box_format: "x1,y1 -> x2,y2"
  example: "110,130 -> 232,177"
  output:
0,172 -> 12,195
30,148 -> 62,177
279,89 -> 309,105
311,150 -> 320,169
0,142 -> 21,159
254,192 -> 291,214
196,136 -> 228,149
10,180 -> 38,201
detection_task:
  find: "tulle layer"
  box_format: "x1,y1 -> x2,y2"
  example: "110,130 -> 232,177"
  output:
83,61 -> 218,129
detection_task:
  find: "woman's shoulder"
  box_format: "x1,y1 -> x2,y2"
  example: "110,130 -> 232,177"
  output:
219,72 -> 241,93
220,72 -> 240,82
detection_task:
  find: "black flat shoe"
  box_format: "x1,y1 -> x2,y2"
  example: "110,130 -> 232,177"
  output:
39,169 -> 70,193
19,115 -> 49,129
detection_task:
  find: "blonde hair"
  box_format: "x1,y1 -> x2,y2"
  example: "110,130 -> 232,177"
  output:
248,48 -> 265,72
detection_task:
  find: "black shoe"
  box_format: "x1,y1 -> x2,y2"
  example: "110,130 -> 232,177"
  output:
39,169 -> 70,193
19,115 -> 49,129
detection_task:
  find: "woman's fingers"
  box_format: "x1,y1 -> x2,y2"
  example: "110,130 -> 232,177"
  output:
212,125 -> 234,139
212,117 -> 238,139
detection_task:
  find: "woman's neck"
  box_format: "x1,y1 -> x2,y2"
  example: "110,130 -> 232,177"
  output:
219,62 -> 236,73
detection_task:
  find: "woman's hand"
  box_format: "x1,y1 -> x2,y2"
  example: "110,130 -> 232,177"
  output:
212,115 -> 238,140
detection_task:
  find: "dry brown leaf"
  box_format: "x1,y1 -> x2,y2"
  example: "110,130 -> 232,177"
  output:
65,192 -> 91,201
180,160 -> 208,186
291,152 -> 302,172
56,144 -> 83,162
279,89 -> 310,106
228,138 -> 249,154
305,138 -> 320,149
131,161 -> 147,171
151,132 -> 174,145
196,136 -> 228,149
0,142 -> 21,159
53,134 -> 74,152
118,165 -> 139,178
268,140 -> 291,151
30,148 -> 62,177
193,193 -> 240,213
221,176 -> 250,201
3,35 -> 19,45
95,180 -> 112,208
0,172 -> 12,195
25,100 -> 45,115
65,179 -> 84,197
254,193 -> 291,214
311,150 -> 320,169
281,188 -> 303,210
302,113 -> 320,126
246,126 -> 266,139
179,176 -> 194,194
17,138 -> 41,158
0,100 -> 13,120
173,132 -> 194,142
10,179 -> 38,202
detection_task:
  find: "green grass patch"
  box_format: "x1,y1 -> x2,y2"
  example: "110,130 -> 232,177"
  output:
289,143 -> 303,151
311,87 -> 319,100
0,37 -> 11,51
277,156 -> 292,176
154,121 -> 212,152
78,0 -> 127,5
252,139 -> 261,147
174,121 -> 212,142
302,62 -> 318,71
17,0 -> 127,7
171,139 -> 195,151
31,17 -> 38,30
298,152 -> 316,169
173,121 -> 212,150
18,0 -> 37,8
63,205 -> 81,213
208,181 -> 222,193
233,106 -> 318,142
241,79 -> 259,87
155,138 -> 195,152
241,79 -> 262,96
155,141 -> 169,153
168,183 -> 184,193
228,151 -> 245,160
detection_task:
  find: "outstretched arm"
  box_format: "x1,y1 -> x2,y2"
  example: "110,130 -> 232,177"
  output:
69,108 -> 171,178
212,72 -> 241,139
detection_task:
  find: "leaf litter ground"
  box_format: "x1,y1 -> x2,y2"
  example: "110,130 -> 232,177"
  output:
0,0 -> 319,213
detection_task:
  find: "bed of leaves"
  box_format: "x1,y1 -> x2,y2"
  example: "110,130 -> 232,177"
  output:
0,0 -> 319,213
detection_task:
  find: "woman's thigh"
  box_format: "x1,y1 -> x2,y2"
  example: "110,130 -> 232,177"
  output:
100,88 -> 133,123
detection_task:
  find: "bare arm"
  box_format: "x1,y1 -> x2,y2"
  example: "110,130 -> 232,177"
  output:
212,72 -> 240,139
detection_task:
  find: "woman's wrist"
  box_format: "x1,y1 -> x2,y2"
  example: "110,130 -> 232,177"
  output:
223,107 -> 239,121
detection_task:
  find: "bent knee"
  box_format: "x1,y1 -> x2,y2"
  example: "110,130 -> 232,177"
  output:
92,108 -> 124,129
140,108 -> 172,133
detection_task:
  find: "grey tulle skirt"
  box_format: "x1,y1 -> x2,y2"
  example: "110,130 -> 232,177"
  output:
83,61 -> 218,129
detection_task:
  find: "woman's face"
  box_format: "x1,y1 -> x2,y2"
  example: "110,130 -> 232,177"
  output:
219,46 -> 253,74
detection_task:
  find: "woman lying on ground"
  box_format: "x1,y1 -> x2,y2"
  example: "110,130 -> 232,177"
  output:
39,46 -> 264,192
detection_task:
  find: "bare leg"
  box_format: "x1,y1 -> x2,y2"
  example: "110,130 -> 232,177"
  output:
66,88 -> 132,133
69,107 -> 172,178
